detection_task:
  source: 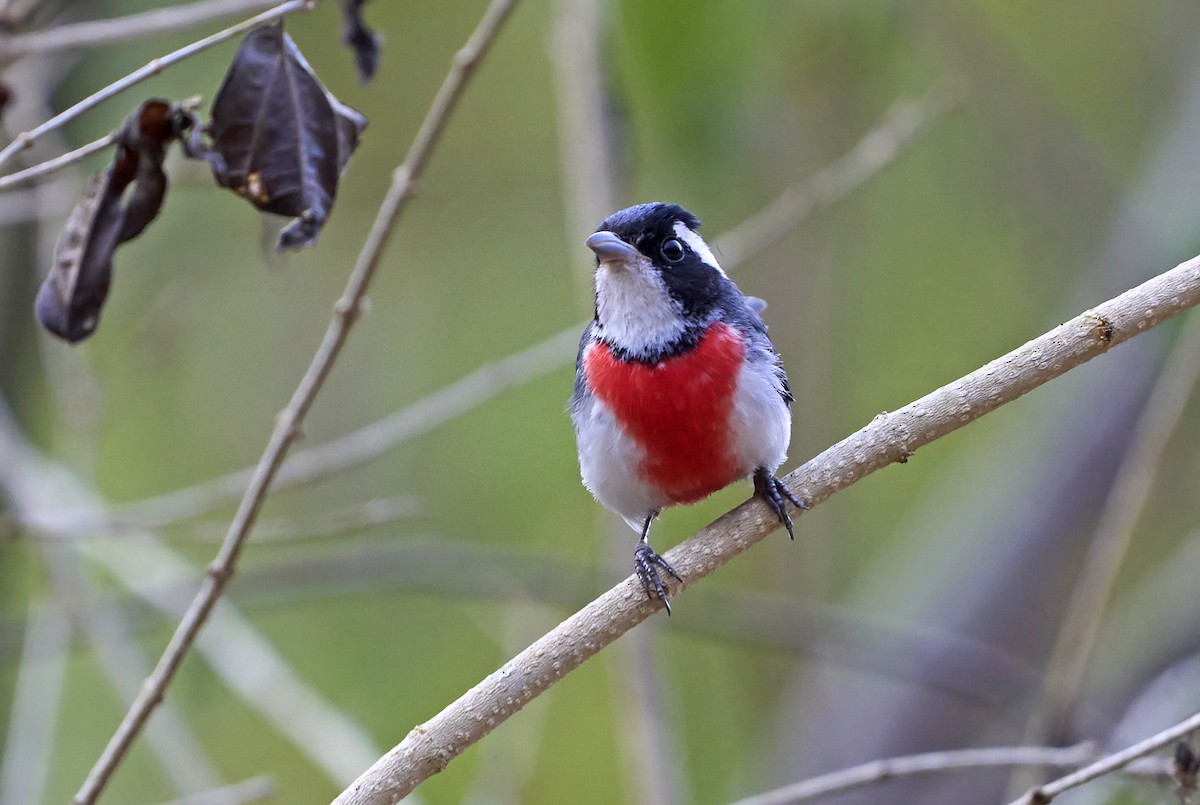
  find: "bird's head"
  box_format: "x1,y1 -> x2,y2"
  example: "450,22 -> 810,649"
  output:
586,202 -> 729,358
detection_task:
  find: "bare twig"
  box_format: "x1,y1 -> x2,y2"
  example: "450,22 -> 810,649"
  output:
0,0 -> 313,173
154,774 -> 275,805
332,255 -> 1200,804
112,85 -> 952,530
0,131 -> 113,190
73,1 -> 520,802
0,0 -> 282,59
1014,311 -> 1200,777
1008,709 -> 1200,804
729,744 -> 1168,805
713,79 -> 964,268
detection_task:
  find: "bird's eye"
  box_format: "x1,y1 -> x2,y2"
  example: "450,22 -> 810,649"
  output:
661,238 -> 685,263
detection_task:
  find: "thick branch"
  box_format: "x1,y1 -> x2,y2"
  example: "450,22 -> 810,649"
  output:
333,255 -> 1200,804
71,1 -> 520,802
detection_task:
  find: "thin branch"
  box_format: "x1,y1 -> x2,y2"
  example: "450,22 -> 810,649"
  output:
713,79 -> 964,268
154,775 -> 275,805
1008,709 -> 1200,804
0,0 -> 282,59
0,132 -> 113,191
111,84 -> 952,530
332,255 -> 1200,804
1014,311 -> 1200,772
73,1 -> 520,802
729,744 -> 1168,805
0,0 -> 314,173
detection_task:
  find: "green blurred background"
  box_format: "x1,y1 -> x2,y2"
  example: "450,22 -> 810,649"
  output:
3,1 -> 1200,803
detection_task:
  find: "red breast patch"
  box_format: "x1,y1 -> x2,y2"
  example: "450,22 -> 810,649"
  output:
584,322 -> 745,504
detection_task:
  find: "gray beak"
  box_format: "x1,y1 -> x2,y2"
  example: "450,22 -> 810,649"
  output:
586,231 -> 640,264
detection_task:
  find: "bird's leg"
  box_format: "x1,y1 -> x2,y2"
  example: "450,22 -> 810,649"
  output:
632,511 -> 681,615
753,468 -> 809,540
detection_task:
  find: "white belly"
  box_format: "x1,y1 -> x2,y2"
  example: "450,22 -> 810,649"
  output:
573,358 -> 792,532
574,395 -> 668,530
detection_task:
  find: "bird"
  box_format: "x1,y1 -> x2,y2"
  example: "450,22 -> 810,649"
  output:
570,202 -> 805,613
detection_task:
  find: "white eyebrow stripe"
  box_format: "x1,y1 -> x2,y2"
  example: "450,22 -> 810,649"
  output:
673,221 -> 726,276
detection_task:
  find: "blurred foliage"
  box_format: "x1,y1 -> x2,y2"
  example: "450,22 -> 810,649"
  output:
2,1 -> 1200,804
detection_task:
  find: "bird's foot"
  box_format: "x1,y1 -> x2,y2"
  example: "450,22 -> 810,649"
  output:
633,542 -> 682,615
753,469 -> 808,540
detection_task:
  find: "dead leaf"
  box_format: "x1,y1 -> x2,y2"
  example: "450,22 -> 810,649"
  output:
340,0 -> 381,83
187,23 -> 366,251
35,100 -> 183,343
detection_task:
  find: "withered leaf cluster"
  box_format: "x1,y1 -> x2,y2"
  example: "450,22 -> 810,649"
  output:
36,22 -> 368,343
36,100 -> 185,342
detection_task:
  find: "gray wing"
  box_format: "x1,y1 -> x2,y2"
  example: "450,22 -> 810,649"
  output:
723,290 -> 793,406
569,321 -> 597,418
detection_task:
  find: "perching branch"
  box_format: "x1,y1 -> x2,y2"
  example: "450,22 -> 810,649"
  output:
728,744 -> 1168,805
108,85 -> 954,531
0,0 -> 314,173
332,256 -> 1200,805
1007,707 -> 1200,804
71,1 -> 520,802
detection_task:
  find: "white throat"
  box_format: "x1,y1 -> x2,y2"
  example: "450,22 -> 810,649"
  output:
594,256 -> 685,355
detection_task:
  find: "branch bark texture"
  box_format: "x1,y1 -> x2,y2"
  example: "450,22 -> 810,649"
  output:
333,255 -> 1200,805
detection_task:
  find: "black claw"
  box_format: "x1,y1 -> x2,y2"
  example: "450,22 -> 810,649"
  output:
634,542 -> 681,615
754,469 -> 808,540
